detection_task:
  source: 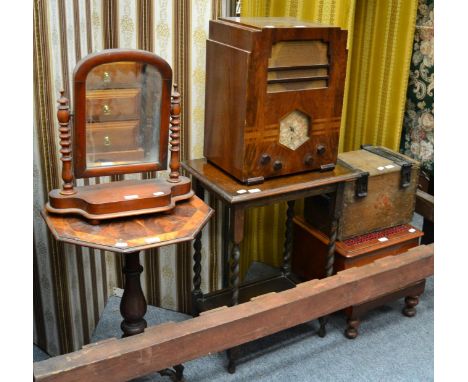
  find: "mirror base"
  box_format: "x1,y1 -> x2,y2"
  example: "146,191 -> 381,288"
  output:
46,177 -> 193,223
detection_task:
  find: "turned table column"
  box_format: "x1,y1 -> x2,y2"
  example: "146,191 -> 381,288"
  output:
318,182 -> 345,338
281,200 -> 296,276
227,205 -> 245,374
120,252 -> 147,337
191,179 -> 205,316
41,196 -> 213,382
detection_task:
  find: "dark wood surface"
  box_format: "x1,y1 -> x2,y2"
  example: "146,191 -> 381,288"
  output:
181,158 -> 359,206
33,244 -> 434,382
195,274 -> 296,313
203,17 -> 348,183
47,177 -> 193,222
415,189 -> 434,223
42,195 -> 213,253
120,252 -> 148,337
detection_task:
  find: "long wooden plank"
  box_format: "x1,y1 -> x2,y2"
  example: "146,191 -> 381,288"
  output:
34,244 -> 434,382
415,189 -> 434,223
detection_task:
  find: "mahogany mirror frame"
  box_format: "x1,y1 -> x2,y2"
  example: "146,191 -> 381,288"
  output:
73,49 -> 172,178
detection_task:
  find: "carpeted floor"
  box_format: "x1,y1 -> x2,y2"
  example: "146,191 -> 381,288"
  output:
34,264 -> 433,382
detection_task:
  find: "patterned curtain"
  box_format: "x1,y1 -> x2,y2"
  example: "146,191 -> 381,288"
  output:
33,0 -> 223,356
401,0 -> 434,178
239,0 -> 418,276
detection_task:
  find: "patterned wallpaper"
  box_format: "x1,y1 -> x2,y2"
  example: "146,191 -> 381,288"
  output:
33,0 -> 223,356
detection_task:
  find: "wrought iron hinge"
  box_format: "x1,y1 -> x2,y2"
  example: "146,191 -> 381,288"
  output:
400,163 -> 412,188
361,144 -> 413,189
355,171 -> 369,198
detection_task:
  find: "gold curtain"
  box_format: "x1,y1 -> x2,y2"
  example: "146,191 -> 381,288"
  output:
239,0 -> 417,277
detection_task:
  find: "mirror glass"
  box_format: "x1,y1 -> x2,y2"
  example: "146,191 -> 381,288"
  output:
85,61 -> 161,169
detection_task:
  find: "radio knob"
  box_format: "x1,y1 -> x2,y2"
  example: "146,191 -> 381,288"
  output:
273,160 -> 282,171
260,154 -> 271,165
317,144 -> 326,155
304,154 -> 313,165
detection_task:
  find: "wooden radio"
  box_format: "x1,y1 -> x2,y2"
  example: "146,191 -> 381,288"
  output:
203,17 -> 348,184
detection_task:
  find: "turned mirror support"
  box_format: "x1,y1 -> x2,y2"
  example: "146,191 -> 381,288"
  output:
57,90 -> 76,195
168,84 -> 181,183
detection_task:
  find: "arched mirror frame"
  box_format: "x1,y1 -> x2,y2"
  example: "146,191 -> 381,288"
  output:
73,49 -> 172,178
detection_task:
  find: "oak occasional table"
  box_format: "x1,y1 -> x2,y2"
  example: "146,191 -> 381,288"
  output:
41,195 -> 213,381
181,158 -> 359,373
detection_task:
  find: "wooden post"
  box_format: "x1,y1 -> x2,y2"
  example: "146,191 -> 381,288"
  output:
319,182 -> 345,337
281,200 -> 295,276
227,205 -> 245,374
168,84 -> 181,183
192,179 -> 205,316
120,252 -> 147,337
57,90 -> 75,195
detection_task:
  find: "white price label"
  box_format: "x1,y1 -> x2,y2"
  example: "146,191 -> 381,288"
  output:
377,166 -> 385,171
145,237 -> 161,244
408,228 -> 416,233
248,188 -> 261,193
115,241 -> 128,248
124,194 -> 138,200
153,191 -> 165,196
378,237 -> 389,242
385,164 -> 395,169
236,189 -> 247,194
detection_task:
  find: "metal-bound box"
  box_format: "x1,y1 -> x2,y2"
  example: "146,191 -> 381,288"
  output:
304,145 -> 420,240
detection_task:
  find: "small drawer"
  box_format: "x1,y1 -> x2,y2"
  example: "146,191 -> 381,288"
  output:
86,88 -> 141,122
86,62 -> 141,89
86,120 -> 140,153
87,148 -> 146,167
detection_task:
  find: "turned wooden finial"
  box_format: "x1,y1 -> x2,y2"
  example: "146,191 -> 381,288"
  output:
57,89 -> 76,195
168,84 -> 181,183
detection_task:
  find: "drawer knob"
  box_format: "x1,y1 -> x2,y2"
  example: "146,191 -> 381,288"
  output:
103,104 -> 111,115
273,160 -> 282,171
304,154 -> 314,165
104,136 -> 111,146
260,154 -> 271,165
317,144 -> 326,155
103,71 -> 111,83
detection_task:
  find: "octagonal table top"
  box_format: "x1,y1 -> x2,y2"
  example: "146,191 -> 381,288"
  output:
41,196 -> 213,253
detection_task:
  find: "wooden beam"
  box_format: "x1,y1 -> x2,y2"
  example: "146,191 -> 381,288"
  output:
34,244 -> 434,382
415,189 -> 434,223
